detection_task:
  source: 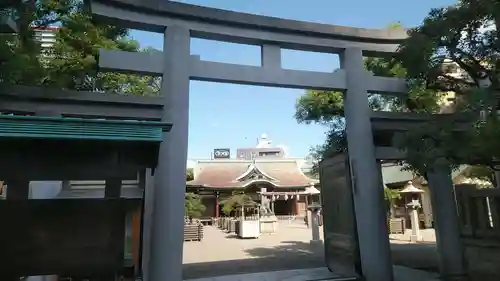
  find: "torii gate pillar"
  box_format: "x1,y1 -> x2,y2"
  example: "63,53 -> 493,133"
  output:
342,48 -> 394,281
148,26 -> 191,281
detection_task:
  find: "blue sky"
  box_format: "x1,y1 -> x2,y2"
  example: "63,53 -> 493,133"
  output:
128,0 -> 455,159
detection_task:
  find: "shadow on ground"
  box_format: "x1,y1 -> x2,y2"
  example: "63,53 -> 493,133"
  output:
390,242 -> 439,273
182,239 -> 440,279
182,241 -> 324,279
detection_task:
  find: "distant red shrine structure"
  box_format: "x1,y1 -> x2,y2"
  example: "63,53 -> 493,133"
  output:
186,134 -> 318,217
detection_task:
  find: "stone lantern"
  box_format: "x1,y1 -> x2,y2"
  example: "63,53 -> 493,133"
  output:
305,184 -> 321,203
307,202 -> 322,245
304,184 -> 321,229
400,181 -> 424,242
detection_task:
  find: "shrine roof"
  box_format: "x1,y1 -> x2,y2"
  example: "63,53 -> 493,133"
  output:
187,159 -> 316,189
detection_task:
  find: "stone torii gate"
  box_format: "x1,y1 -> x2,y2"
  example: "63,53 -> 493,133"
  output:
87,1 -> 407,281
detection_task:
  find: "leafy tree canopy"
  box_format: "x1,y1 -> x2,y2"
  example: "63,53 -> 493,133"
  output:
185,192 -> 206,218
463,165 -> 496,182
220,191 -> 257,216
186,168 -> 194,181
395,0 -> 500,175
384,187 -> 401,217
295,27 -> 442,174
298,0 -> 500,177
1,0 -> 160,95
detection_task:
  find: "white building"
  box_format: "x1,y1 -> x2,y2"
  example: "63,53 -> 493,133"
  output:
32,26 -> 58,52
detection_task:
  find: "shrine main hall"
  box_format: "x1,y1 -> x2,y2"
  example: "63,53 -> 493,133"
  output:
186,135 -> 318,217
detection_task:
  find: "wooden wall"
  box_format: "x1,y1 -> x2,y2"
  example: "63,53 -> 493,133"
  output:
0,199 -> 126,277
455,184 -> 500,280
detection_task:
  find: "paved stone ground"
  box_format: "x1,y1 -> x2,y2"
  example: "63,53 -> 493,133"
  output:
389,228 -> 439,272
390,228 -> 437,243
184,266 -> 440,281
182,221 -> 440,279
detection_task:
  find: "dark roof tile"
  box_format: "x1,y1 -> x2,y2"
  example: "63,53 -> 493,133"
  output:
187,159 -> 314,188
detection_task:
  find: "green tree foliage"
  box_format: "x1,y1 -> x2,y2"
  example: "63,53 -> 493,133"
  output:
220,191 -> 256,216
185,192 -> 206,218
383,187 -> 401,218
296,6 -> 500,177
294,55 -> 410,126
463,165 -> 495,182
186,168 -> 194,181
395,0 -> 500,175
384,186 -> 401,233
295,54 -> 442,174
46,8 -> 160,94
1,1 -> 159,95
0,0 -> 62,85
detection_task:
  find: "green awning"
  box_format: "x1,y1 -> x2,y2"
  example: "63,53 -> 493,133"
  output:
0,115 -> 172,142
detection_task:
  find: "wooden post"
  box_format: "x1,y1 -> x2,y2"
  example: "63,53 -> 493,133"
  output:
104,178 -> 122,280
5,179 -> 30,200
105,178 -> 122,198
215,192 -> 220,217
137,169 -> 147,277
295,196 -> 300,216
132,206 -> 141,275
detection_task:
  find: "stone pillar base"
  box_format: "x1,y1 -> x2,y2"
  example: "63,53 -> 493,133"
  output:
409,235 -> 422,243
306,210 -> 312,228
309,239 -> 323,247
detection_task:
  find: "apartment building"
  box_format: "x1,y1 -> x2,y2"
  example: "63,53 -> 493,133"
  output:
438,59 -> 469,112
32,26 -> 58,52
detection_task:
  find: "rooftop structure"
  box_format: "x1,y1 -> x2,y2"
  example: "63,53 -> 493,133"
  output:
188,158 -> 313,189
236,134 -> 286,159
439,58 -> 493,112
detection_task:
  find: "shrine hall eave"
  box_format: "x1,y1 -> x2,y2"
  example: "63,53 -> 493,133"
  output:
186,159 -> 317,189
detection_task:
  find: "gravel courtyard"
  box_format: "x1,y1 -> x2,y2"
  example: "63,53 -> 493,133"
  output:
182,220 -> 439,279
